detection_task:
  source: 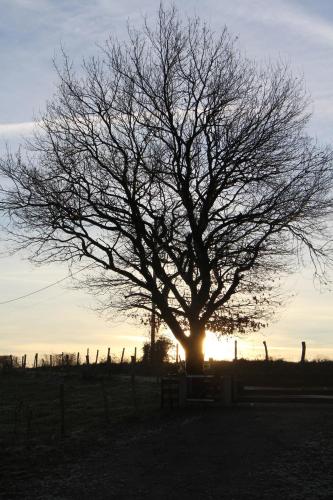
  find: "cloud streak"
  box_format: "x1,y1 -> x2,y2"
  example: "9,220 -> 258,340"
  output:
0,121 -> 35,137
232,0 -> 333,46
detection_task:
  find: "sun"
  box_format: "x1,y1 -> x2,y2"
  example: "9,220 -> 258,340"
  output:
203,331 -> 235,361
174,331 -> 236,362
172,330 -> 242,362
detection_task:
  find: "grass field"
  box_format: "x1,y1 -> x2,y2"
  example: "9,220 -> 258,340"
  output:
0,367 -> 161,447
1,358 -> 333,446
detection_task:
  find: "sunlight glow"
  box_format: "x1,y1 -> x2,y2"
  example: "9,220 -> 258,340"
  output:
173,332 -> 237,362
204,332 -> 235,361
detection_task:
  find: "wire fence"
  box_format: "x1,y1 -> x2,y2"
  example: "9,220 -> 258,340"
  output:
0,368 -> 160,447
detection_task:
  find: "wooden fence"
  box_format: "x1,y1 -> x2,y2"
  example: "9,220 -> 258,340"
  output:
0,370 -> 158,445
0,339 -> 317,370
161,375 -> 333,408
0,347 -> 132,369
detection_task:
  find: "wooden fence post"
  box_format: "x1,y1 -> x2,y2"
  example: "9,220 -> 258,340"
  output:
77,352 -> 80,366
134,347 -> 137,363
61,352 -> 64,366
130,356 -> 137,410
263,341 -> 269,361
26,405 -> 32,443
232,377 -> 238,403
221,377 -> 232,407
120,348 -> 125,364
34,353 -> 38,368
101,381 -> 110,424
86,348 -> 90,365
50,354 -> 53,367
234,340 -> 238,361
107,347 -> 111,364
13,401 -> 23,440
23,354 -> 27,369
95,349 -> 99,364
60,383 -> 65,437
179,376 -> 187,408
301,341 -> 306,363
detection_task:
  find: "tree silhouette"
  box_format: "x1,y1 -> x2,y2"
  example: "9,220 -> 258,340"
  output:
142,336 -> 173,367
1,5 -> 332,373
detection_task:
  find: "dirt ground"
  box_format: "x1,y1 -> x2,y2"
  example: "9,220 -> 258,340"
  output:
1,404 -> 333,500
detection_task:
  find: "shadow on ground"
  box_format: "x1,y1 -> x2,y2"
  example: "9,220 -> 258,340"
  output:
1,405 -> 333,499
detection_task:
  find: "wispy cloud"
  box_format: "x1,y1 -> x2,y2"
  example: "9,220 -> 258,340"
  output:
0,121 -> 35,137
232,0 -> 333,46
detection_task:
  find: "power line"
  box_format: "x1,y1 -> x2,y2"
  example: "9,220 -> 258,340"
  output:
0,264 -> 93,305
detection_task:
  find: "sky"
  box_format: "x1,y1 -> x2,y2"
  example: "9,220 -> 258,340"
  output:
1,0 -> 333,363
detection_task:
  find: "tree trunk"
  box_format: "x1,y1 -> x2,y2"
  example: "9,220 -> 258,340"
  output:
185,330 -> 205,375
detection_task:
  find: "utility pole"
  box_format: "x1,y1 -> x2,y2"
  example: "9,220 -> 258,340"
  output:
151,221 -> 157,368
151,295 -> 156,367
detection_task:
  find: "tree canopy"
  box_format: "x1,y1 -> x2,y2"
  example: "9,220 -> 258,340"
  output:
1,5 -> 332,372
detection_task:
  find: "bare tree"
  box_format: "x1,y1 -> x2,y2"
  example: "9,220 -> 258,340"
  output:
1,5 -> 332,373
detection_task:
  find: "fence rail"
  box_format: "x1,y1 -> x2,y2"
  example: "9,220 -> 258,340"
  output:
237,385 -> 333,403
161,375 -> 333,408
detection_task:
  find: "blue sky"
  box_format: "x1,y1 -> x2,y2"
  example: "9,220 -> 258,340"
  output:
1,0 -> 333,362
